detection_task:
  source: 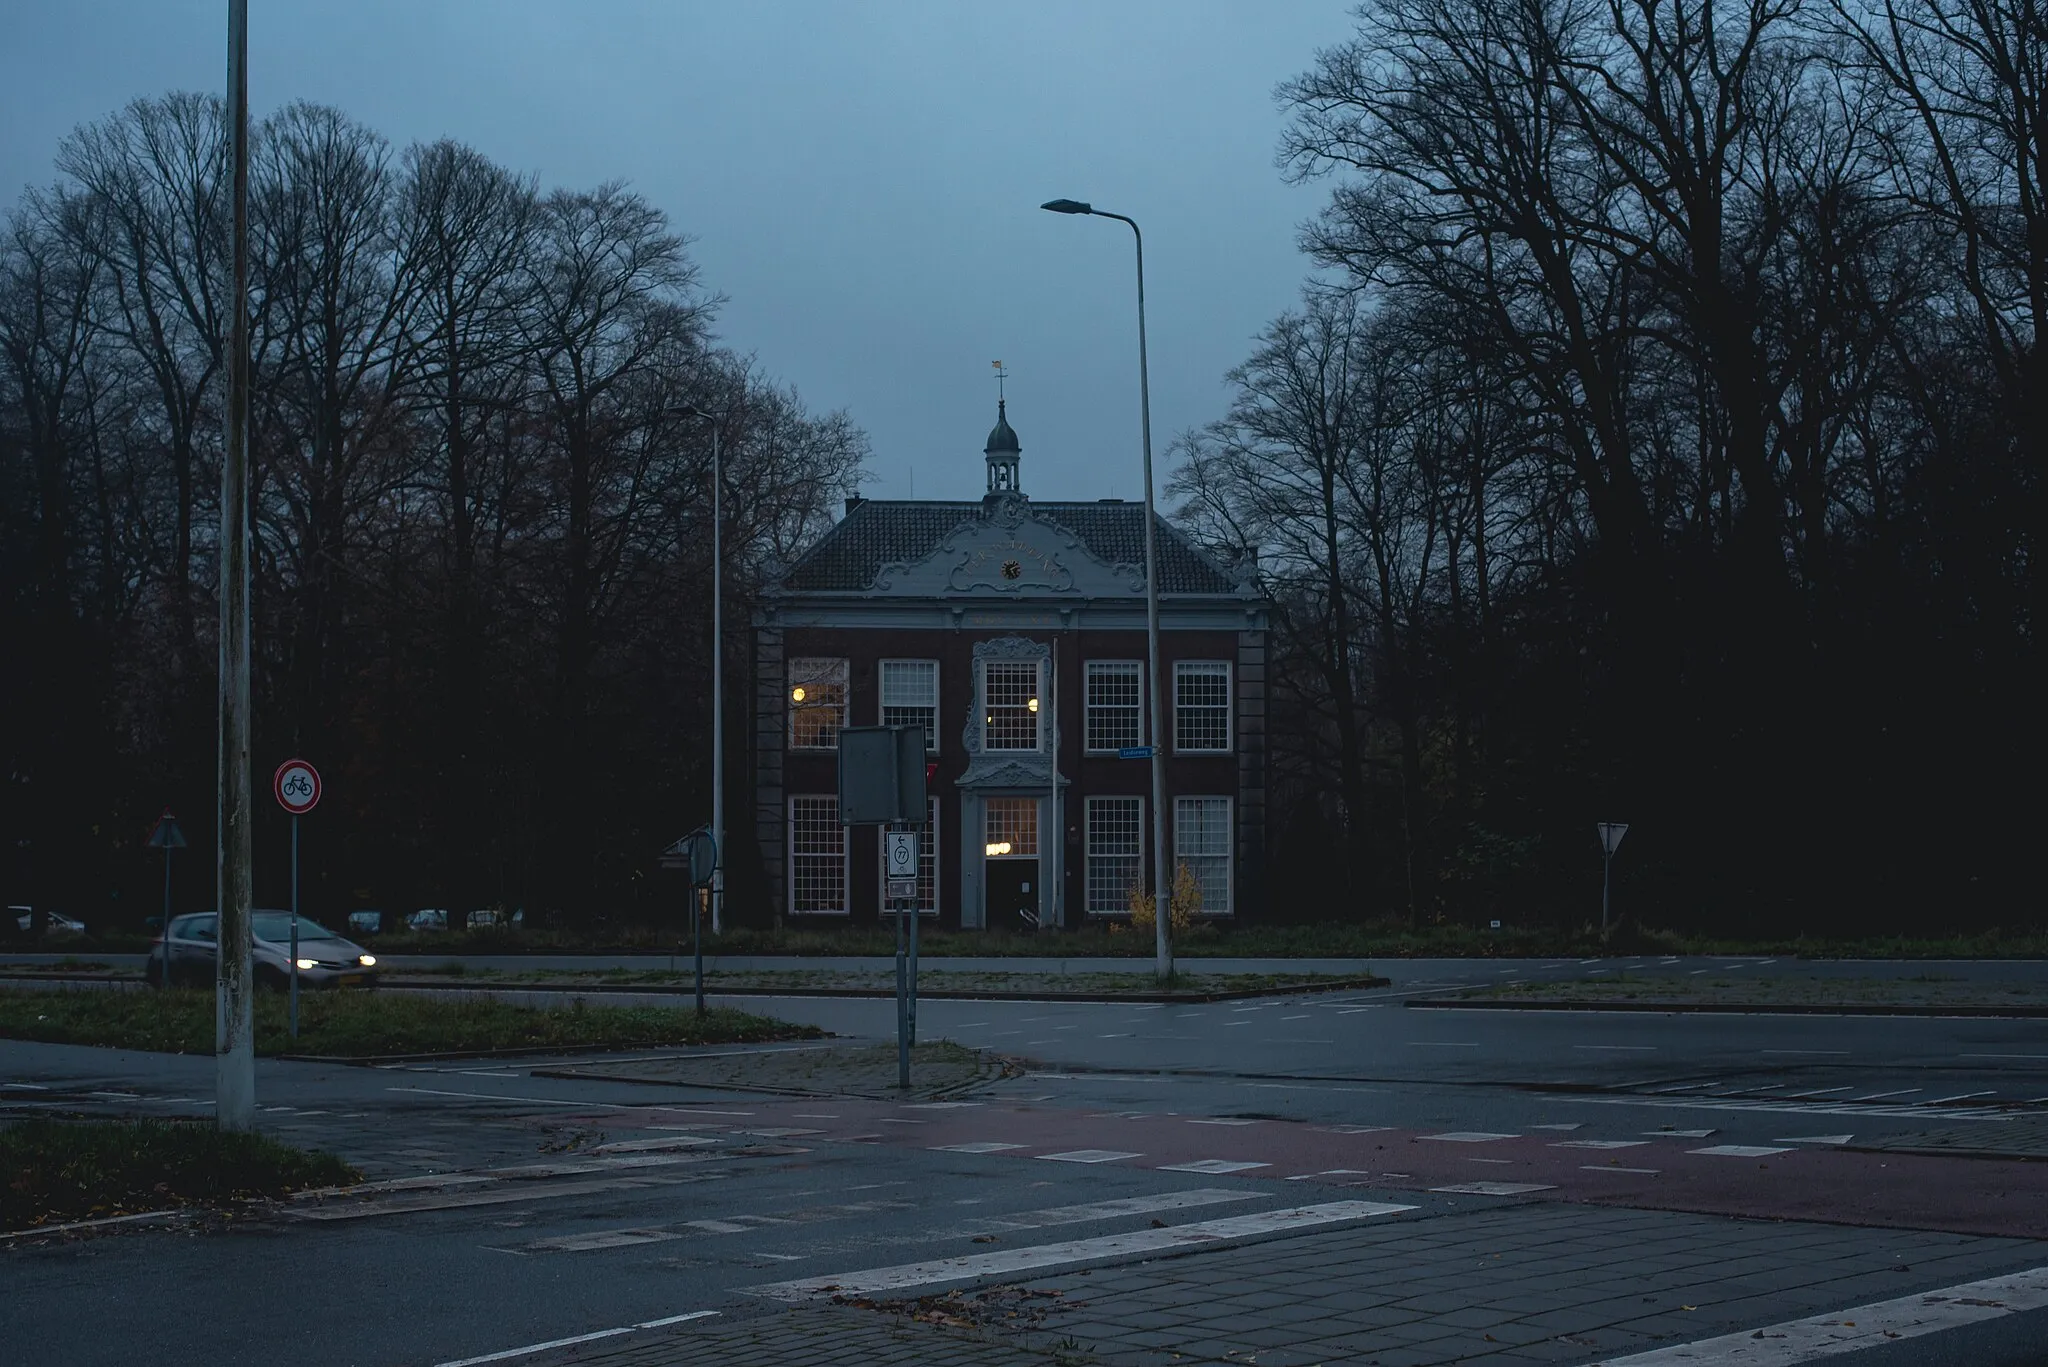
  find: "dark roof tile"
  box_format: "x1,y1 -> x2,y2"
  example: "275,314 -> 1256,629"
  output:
781,499 -> 1239,595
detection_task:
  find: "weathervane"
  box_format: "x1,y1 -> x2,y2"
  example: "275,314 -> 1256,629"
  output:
992,359 -> 1008,402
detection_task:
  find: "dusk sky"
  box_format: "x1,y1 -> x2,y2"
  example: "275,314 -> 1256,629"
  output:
2,2 -> 1355,503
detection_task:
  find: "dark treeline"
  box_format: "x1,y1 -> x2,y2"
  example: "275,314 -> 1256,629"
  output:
1,94 -> 865,932
1172,0 -> 2041,935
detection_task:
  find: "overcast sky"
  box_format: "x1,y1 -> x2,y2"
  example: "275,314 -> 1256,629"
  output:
3,1 -> 1354,504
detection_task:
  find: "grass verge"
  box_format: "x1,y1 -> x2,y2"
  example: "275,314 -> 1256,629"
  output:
0,987 -> 821,1058
1,1117 -> 358,1231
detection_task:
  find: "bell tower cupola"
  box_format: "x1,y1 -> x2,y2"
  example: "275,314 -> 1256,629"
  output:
984,361 -> 1021,494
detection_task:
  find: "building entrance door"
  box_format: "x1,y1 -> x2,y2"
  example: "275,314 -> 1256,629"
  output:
983,796 -> 1040,932
985,858 -> 1038,932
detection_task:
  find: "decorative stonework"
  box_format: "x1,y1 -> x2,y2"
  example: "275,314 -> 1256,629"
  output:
957,635 -> 1066,790
872,509 -> 1137,598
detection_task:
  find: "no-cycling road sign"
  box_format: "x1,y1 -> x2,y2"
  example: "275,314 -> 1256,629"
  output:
274,759 -> 321,815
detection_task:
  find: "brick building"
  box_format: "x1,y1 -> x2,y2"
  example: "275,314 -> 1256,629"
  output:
752,403 -> 1269,930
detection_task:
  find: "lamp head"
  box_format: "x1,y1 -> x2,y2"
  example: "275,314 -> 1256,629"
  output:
1040,198 -> 1093,215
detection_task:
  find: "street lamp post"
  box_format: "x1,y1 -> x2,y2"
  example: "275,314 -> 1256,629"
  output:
1041,198 -> 1173,982
673,405 -> 725,935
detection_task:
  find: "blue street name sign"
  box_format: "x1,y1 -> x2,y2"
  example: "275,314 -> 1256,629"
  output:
1117,746 -> 1156,760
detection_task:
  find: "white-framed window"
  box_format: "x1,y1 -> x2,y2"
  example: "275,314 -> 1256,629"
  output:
1086,796 -> 1145,915
880,659 -> 939,752
983,659 -> 1041,751
1174,796 -> 1232,915
788,657 -> 848,750
876,799 -> 941,915
1085,660 -> 1144,753
1174,660 -> 1231,753
984,797 -> 1038,858
789,795 -> 847,914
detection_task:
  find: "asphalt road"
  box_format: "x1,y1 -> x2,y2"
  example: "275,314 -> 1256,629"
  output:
7,960 -> 2048,1366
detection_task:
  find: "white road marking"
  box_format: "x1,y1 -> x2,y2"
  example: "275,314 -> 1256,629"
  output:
748,1200 -> 1418,1301
1529,1123 -> 1584,1131
1419,1132 -> 1519,1143
905,1102 -> 982,1110
1551,1140 -> 1649,1150
1160,1160 -> 1271,1174
932,1142 -> 1026,1154
432,1311 -> 717,1367
1186,1117 -> 1260,1126
1,1083 -> 50,1090
1430,1182 -> 1555,1195
1690,1144 -> 1792,1157
1775,1135 -> 1853,1145
1596,1264 -> 2048,1365
1036,1149 -> 1141,1164
593,1136 -> 720,1153
969,1191 -> 1254,1233
1315,1125 -> 1394,1135
1783,1087 -> 1854,1099
1583,1165 -> 1661,1174
1921,1091 -> 1996,1105
387,1087 -> 595,1108
1566,1095 -> 2013,1121
1647,1129 -> 1717,1138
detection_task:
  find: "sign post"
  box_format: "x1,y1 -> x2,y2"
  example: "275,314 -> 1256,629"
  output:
274,760 -> 321,1037
145,812 -> 187,985
838,726 -> 929,1089
1596,822 -> 1629,933
659,827 -> 718,1015
884,829 -> 921,1042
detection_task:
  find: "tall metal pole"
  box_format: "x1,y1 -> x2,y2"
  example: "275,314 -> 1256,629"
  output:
1102,212 -> 1173,983
711,422 -> 724,936
216,0 -> 257,1130
1601,850 -> 1612,934
288,816 -> 300,1039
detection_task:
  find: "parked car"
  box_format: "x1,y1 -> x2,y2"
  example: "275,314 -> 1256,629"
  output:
147,911 -> 378,989
13,908 -> 86,937
347,910 -> 384,936
406,908 -> 448,932
468,908 -> 501,928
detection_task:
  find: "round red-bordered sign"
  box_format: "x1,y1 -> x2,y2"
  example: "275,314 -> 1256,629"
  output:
273,758 -> 321,815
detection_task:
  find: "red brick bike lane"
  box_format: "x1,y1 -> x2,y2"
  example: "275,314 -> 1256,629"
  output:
578,1094 -> 2048,1240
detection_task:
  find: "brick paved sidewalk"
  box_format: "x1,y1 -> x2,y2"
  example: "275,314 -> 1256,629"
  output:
536,1200 -> 2048,1367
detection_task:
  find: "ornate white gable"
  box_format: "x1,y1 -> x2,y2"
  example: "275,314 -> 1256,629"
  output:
872,498 -> 1146,598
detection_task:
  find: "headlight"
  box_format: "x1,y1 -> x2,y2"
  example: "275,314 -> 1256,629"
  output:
296,958 -> 317,970
357,954 -> 376,967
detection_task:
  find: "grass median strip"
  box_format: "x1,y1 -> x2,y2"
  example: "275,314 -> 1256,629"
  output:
0,987 -> 821,1058
1,1117 -> 358,1232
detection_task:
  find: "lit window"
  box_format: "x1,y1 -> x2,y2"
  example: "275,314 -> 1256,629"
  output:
1086,797 -> 1144,915
789,658 -> 847,749
985,797 -> 1038,858
1085,661 -> 1143,752
1173,661 -> 1231,752
789,796 -> 846,914
983,660 -> 1040,751
877,799 -> 941,914
880,659 -> 939,752
1174,796 -> 1232,915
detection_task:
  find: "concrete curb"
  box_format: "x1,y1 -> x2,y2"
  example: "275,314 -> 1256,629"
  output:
377,975 -> 1391,1004
1407,997 -> 2048,1019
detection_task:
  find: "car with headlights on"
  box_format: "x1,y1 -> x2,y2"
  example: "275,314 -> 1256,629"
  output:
148,911 -> 379,989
